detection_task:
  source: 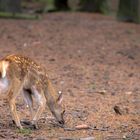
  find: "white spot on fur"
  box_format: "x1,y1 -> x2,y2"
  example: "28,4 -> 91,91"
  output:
1,61 -> 9,78
58,91 -> 63,104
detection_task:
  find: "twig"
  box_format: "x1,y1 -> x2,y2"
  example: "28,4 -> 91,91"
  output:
64,127 -> 76,131
89,126 -> 108,131
64,125 -> 109,131
49,120 -> 109,132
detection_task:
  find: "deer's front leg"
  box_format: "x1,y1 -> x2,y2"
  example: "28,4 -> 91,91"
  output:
9,96 -> 23,129
8,81 -> 24,129
31,87 -> 46,129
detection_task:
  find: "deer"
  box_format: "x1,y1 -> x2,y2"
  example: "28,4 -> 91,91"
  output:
0,54 -> 65,129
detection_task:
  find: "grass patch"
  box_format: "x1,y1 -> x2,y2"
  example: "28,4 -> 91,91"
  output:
90,83 -> 96,90
17,128 -> 32,135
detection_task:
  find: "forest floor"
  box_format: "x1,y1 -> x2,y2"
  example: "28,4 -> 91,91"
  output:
0,12 -> 139,140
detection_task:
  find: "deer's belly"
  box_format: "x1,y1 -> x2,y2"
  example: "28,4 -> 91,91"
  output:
0,77 -> 9,94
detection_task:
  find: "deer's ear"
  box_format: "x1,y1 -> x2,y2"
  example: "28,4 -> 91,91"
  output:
57,91 -> 63,104
1,61 -> 9,78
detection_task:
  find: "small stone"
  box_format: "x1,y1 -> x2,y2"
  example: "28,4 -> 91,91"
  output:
113,105 -> 122,115
60,81 -> 65,85
125,91 -> 132,95
97,90 -> 106,95
75,124 -> 90,130
49,58 -> 55,61
123,135 -> 126,139
23,43 -> 27,47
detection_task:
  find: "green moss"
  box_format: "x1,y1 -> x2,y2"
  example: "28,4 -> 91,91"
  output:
17,128 -> 32,136
0,12 -> 40,19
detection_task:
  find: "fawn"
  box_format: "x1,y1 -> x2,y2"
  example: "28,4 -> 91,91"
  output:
0,54 -> 65,129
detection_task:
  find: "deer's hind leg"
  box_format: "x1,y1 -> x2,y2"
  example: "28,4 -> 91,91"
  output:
23,89 -> 34,120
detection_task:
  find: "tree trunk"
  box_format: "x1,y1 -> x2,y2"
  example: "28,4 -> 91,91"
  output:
44,0 -> 69,12
44,0 -> 56,12
117,0 -> 140,23
68,0 -> 109,14
107,0 -> 119,15
55,0 -> 69,10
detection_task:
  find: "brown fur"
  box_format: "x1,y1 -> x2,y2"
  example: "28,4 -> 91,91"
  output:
0,54 -> 65,129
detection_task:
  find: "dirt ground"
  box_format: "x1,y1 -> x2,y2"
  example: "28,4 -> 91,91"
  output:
0,12 -> 139,140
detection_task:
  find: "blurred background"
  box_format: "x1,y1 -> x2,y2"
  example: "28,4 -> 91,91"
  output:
0,1 -> 139,140
0,0 -> 140,23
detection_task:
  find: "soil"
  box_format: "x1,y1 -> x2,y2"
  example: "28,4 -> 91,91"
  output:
0,12 -> 139,140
